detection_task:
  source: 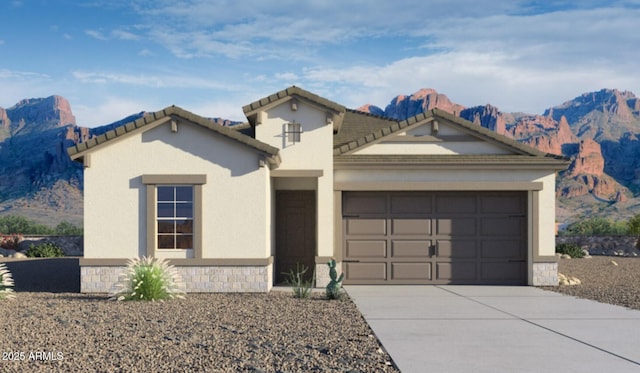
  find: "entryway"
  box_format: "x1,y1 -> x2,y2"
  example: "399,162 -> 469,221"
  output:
275,190 -> 316,283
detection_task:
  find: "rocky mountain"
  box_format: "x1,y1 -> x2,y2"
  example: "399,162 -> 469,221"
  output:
359,88 -> 640,224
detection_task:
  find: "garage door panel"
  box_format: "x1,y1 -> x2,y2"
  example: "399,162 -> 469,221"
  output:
481,218 -> 525,236
345,262 -> 387,281
437,218 -> 477,236
346,241 -> 386,258
343,193 -> 387,215
391,194 -> 432,214
391,262 -> 431,280
346,219 -> 386,235
436,262 -> 477,281
436,195 -> 476,213
480,195 -> 525,214
343,191 -> 526,285
392,219 -> 431,235
481,262 -> 525,282
437,240 -> 477,259
392,240 -> 432,257
481,240 -> 526,259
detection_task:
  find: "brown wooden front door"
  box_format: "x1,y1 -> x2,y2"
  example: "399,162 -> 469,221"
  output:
275,190 -> 316,284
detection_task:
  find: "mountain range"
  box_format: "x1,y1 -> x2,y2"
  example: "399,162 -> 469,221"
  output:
1,88 -> 639,227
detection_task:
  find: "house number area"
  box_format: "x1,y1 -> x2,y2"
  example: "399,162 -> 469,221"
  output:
2,351 -> 65,361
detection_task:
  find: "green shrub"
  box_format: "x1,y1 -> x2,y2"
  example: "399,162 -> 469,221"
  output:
562,217 -> 628,236
0,215 -> 83,235
282,263 -> 314,299
627,214 -> 640,236
110,257 -> 186,301
25,242 -> 65,258
0,263 -> 15,300
556,243 -> 585,258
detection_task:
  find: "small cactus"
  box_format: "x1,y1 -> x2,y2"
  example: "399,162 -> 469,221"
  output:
326,259 -> 344,299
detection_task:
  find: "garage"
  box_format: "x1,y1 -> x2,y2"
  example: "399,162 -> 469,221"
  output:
342,191 -> 527,285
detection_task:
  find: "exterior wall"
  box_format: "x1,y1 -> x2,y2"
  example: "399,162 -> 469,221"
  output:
256,102 -> 335,259
83,120 -> 271,260
334,167 -> 558,285
81,264 -> 272,293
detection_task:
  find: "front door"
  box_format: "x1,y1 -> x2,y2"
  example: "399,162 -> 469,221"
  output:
275,190 -> 316,284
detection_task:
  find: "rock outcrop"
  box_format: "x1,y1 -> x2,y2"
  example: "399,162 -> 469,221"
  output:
460,104 -> 506,134
506,115 -> 576,155
382,88 -> 465,120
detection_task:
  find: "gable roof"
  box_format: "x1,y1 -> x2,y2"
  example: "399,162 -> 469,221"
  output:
242,86 -> 346,130
334,109 -> 399,149
67,106 -> 280,166
334,108 -> 563,159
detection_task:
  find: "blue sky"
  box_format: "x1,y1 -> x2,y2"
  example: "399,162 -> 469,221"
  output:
1,0 -> 639,127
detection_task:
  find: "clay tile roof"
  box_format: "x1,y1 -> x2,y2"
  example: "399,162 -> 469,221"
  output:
67,106 -> 279,160
242,85 -> 345,115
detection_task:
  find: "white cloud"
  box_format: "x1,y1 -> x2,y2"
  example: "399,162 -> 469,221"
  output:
85,30 -> 108,41
74,97 -> 152,127
112,29 -> 140,40
72,70 -> 246,91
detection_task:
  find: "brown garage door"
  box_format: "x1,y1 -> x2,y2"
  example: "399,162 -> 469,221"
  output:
342,191 -> 527,285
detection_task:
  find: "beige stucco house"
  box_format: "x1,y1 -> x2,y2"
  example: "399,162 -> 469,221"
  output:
68,86 -> 568,292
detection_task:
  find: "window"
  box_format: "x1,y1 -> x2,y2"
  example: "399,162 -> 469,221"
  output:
157,185 -> 193,249
142,174 -> 205,258
286,122 -> 302,143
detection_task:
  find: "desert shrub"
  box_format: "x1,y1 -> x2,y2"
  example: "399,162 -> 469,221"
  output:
556,243 -> 585,258
0,216 -> 83,235
627,214 -> 640,236
25,242 -> 65,257
0,263 -> 15,300
110,257 -> 186,301
54,221 -> 83,236
562,217 -> 627,236
282,263 -> 314,299
0,234 -> 23,251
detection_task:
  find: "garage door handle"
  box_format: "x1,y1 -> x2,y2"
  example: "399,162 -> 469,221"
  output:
343,215 -> 360,218
343,260 -> 360,263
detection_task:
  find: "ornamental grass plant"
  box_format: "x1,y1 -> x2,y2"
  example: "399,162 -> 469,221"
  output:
110,257 -> 186,301
0,263 -> 15,300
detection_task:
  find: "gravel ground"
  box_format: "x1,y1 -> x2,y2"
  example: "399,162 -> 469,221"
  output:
542,256 -> 640,311
0,291 -> 399,372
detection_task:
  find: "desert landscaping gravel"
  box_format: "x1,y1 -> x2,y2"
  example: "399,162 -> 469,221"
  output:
0,291 -> 398,372
543,256 -> 640,310
2,256 -> 639,372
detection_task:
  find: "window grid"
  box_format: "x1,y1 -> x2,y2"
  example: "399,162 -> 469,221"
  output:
157,185 -> 193,250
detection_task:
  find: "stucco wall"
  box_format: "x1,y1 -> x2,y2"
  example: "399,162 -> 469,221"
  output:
83,120 -> 271,260
256,102 -> 335,258
352,121 -> 512,155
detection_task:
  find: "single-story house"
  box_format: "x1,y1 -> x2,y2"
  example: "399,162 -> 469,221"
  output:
68,86 -> 569,292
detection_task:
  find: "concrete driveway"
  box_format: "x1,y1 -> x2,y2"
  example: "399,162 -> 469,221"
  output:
345,285 -> 640,373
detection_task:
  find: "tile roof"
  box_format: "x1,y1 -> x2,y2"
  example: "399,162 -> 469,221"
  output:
333,109 -> 398,149
333,108 -> 563,160
242,86 -> 345,115
67,106 -> 280,160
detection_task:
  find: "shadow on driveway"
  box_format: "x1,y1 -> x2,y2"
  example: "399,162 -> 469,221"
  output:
1,257 -> 80,293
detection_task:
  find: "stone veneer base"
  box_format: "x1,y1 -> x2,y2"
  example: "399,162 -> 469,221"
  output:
532,262 -> 558,286
81,264 -> 273,293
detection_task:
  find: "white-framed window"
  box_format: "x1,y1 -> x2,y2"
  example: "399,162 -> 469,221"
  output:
156,185 -> 194,250
286,122 -> 302,143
